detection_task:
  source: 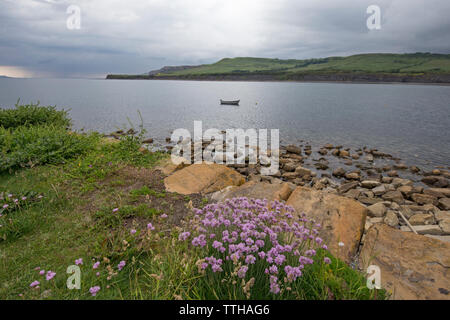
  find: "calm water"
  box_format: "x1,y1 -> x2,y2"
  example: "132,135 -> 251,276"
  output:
0,78 -> 449,169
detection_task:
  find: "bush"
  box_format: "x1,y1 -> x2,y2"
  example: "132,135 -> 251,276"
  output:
0,102 -> 71,129
0,124 -> 99,172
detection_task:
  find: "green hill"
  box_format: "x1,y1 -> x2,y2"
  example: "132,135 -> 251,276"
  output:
107,53 -> 450,83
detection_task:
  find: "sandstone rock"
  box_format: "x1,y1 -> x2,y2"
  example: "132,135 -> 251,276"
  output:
339,150 -> 350,157
318,148 -> 328,155
332,167 -> 346,178
210,181 -> 293,203
286,145 -> 302,155
384,210 -> 399,227
438,198 -> 450,210
435,210 -> 450,222
337,181 -> 359,194
393,163 -> 408,170
286,187 -> 367,263
372,184 -> 387,196
409,213 -> 435,226
164,163 -> 245,195
345,172 -> 360,180
424,235 -> 450,243
387,170 -> 399,177
324,143 -> 334,149
398,185 -> 413,197
283,162 -> 297,172
295,166 -> 312,177
399,205 -> 415,219
426,188 -> 450,198
142,138 -> 154,144
382,190 -> 404,204
410,166 -> 420,173
381,176 -> 393,184
361,180 -> 381,189
344,189 -> 361,199
359,224 -> 450,300
400,225 -> 444,235
439,219 -> 450,234
367,202 -> 387,217
411,193 -> 438,206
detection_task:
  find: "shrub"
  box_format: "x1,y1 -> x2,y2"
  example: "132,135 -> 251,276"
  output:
179,197 -> 330,299
0,124 -> 100,172
0,102 -> 71,129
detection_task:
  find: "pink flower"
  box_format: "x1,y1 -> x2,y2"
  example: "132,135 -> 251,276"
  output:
2,204 -> 8,209
46,271 -> 56,281
130,229 -> 137,235
118,260 -> 126,271
39,270 -> 45,275
75,258 -> 83,265
96,272 -> 100,277
147,223 -> 155,230
112,208 -> 119,213
93,261 -> 100,269
161,214 -> 168,219
30,281 -> 40,288
324,257 -> 331,264
89,286 -> 101,296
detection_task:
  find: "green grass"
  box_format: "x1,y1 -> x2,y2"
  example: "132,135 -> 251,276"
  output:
155,53 -> 450,76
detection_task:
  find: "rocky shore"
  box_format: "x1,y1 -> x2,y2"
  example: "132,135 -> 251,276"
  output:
106,130 -> 450,299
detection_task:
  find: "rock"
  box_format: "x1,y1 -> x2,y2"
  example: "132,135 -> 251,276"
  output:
359,224 -> 450,300
351,154 -> 360,160
424,235 -> 450,243
367,202 -> 387,217
324,143 -> 334,149
435,211 -> 450,222
372,184 -> 387,196
304,149 -> 312,156
286,187 -> 367,263
210,181 -> 293,203
164,163 -> 245,195
339,150 -> 350,157
366,154 -> 374,162
397,185 -> 414,197
411,193 -> 438,206
409,213 -> 435,226
399,205 -> 415,219
400,225 -> 444,235
361,180 -> 381,189
422,176 -> 449,188
410,166 -> 420,173
337,181 -> 359,194
295,166 -> 312,177
332,167 -> 346,178
344,189 -> 361,199
438,198 -> 450,210
439,219 -> 450,234
426,188 -> 450,198
314,162 -> 329,170
282,172 -> 299,180
382,191 -> 404,204
286,145 -> 302,155
387,170 -> 398,177
393,163 -> 408,170
358,197 -> 382,206
381,176 -> 393,184
384,210 -> 399,227
345,172 -> 360,180
331,149 -> 340,157
142,138 -> 154,144
318,148 -> 328,155
282,162 -> 297,172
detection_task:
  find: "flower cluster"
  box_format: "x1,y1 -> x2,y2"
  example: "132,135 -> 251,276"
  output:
179,197 -> 328,296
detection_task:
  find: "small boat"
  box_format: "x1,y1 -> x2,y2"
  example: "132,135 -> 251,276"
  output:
220,99 -> 240,105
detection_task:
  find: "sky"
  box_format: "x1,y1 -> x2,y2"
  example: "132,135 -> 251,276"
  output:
1,0 -> 450,78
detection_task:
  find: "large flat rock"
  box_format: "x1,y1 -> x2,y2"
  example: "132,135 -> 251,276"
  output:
164,163 -> 245,195
210,181 -> 293,203
286,187 -> 367,263
359,224 -> 450,300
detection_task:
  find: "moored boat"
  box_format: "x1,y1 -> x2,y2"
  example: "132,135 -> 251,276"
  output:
220,99 -> 240,105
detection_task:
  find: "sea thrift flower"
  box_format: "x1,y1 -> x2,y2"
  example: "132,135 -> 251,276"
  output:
324,257 -> 331,264
178,232 -> 190,241
30,281 -> 40,288
89,286 -> 101,296
93,262 -> 100,269
118,260 -> 126,271
147,223 -> 155,230
21,196 -> 27,201
75,258 -> 83,265
39,270 -> 45,275
237,266 -> 248,279
130,229 -> 137,235
96,272 -> 100,277
112,208 -> 119,213
2,204 -> 8,209
46,271 -> 56,281
161,214 -> 168,219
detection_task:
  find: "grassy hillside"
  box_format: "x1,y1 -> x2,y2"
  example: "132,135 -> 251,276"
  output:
159,53 -> 450,76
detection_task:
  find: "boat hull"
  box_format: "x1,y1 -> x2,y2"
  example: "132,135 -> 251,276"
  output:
220,99 -> 240,105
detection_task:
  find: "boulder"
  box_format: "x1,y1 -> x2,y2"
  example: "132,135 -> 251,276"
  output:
400,225 -> 444,235
424,188 -> 450,198
210,181 -> 293,203
359,224 -> 450,300
439,219 -> 450,234
164,163 -> 245,195
286,187 -> 367,263
367,202 -> 387,217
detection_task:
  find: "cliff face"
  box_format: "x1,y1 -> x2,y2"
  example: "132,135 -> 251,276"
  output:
148,65 -> 202,76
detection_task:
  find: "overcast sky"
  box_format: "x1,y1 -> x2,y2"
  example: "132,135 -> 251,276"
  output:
1,0 -> 449,78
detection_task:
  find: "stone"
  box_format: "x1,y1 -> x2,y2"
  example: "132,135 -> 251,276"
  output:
359,224 -> 450,300
400,225 -> 444,235
399,205 -> 415,219
286,145 -> 302,155
295,166 -> 312,177
142,138 -> 154,144
424,235 -> 450,243
361,180 -> 381,189
324,143 -> 334,149
426,188 -> 450,198
210,181 -> 293,203
409,213 -> 435,226
384,210 -> 399,227
397,185 -> 413,197
337,181 -> 359,194
438,198 -> 450,210
286,187 -> 367,263
381,176 -> 393,184
393,163 -> 408,170
345,172 -> 360,180
382,191 -> 404,204
332,167 -> 346,177
283,162 -> 297,172
435,210 -> 450,222
411,193 -> 438,206
387,170 -> 399,177
344,189 -> 361,199
367,202 -> 387,217
339,150 -> 350,157
439,220 -> 450,234
164,163 -> 245,195
372,184 -> 387,196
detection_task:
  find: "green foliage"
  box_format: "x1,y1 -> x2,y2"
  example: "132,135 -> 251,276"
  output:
0,102 -> 71,129
0,124 -> 100,172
